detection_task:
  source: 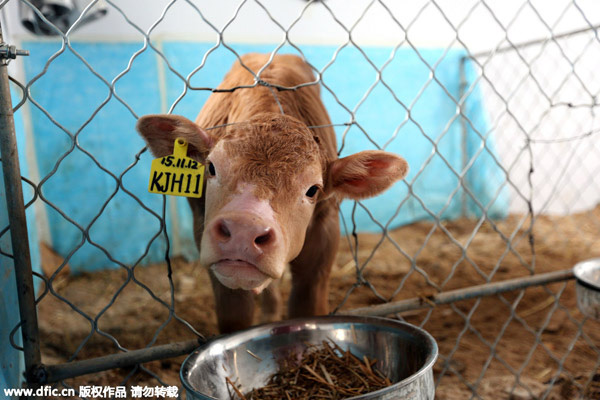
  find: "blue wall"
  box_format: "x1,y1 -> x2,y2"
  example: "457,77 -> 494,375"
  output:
20,40 -> 508,273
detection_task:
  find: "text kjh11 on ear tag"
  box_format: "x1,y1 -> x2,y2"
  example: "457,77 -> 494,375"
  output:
148,138 -> 205,198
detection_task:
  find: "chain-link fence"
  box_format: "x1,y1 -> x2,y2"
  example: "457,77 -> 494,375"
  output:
1,0 -> 600,399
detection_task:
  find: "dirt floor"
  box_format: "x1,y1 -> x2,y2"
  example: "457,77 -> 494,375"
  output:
37,206 -> 600,399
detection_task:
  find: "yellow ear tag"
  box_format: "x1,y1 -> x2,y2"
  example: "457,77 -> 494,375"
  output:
148,138 -> 205,198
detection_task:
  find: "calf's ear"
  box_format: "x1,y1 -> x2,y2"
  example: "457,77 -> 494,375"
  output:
136,114 -> 214,160
328,150 -> 408,200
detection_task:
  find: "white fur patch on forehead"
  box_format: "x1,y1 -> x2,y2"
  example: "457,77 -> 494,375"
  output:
220,182 -> 276,219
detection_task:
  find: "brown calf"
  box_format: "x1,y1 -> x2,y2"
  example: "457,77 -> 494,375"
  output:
136,53 -> 408,333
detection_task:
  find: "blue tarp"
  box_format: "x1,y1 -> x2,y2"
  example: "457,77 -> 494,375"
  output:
20,40 -> 508,272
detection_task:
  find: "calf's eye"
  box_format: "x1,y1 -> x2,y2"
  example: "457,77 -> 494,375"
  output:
207,162 -> 216,177
305,185 -> 319,198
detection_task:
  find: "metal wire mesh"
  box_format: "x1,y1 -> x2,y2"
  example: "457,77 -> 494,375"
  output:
1,0 -> 600,398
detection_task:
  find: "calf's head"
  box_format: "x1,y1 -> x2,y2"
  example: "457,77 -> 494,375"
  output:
137,113 -> 408,294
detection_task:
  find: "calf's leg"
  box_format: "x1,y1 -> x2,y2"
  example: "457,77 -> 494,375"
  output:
289,207 -> 340,317
210,271 -> 255,333
260,279 -> 283,323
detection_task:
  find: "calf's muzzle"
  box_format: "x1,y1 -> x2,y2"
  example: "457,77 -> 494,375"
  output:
210,214 -> 278,258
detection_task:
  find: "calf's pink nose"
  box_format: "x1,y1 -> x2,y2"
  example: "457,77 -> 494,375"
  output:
211,216 -> 277,256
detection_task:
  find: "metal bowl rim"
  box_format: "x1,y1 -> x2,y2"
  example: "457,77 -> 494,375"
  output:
573,258 -> 600,291
180,315 -> 438,400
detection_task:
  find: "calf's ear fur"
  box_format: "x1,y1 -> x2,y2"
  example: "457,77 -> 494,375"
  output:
136,114 -> 214,160
328,150 -> 408,200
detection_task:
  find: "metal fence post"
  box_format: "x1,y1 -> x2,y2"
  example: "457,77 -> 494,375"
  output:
0,23 -> 43,385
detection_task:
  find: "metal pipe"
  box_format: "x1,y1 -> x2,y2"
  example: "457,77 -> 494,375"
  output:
458,56 -> 469,217
345,269 -> 574,317
43,338 -> 205,383
466,24 -> 600,59
39,270 -> 575,382
0,24 -> 43,382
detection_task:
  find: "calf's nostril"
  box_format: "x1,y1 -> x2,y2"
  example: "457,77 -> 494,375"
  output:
216,220 -> 231,240
254,229 -> 273,246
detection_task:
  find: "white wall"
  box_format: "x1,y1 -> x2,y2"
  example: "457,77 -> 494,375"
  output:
3,0 -> 598,48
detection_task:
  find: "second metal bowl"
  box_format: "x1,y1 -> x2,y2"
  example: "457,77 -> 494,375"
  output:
574,258 -> 600,320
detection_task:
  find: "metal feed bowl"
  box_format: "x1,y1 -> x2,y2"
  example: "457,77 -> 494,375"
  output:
181,315 -> 438,400
574,258 -> 600,320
